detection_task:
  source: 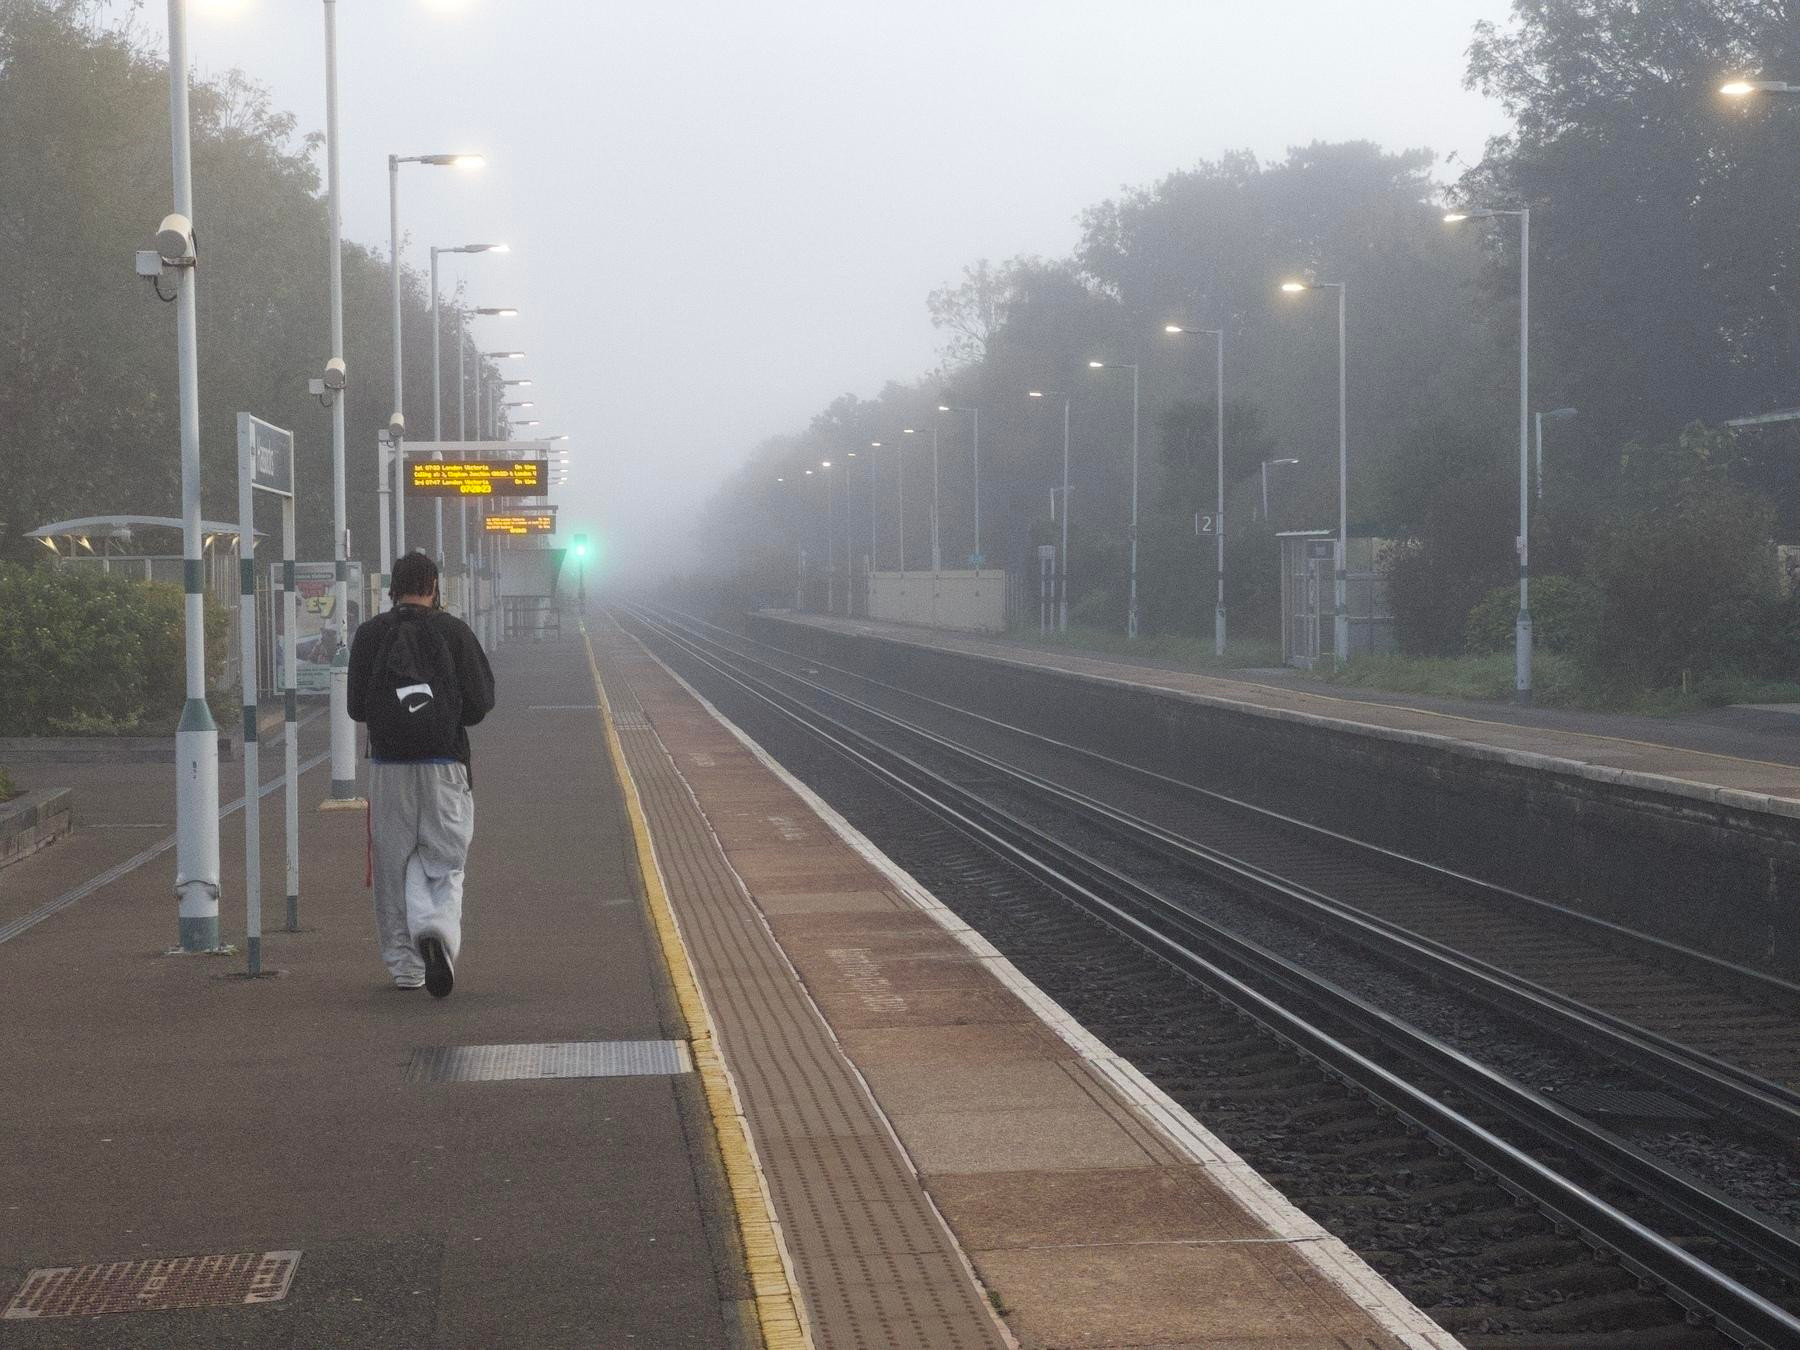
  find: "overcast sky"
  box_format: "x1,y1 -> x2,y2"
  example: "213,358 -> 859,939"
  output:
138,0 -> 1514,578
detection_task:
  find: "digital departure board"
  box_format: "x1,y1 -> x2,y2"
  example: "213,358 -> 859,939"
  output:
407,459 -> 549,497
483,514 -> 556,536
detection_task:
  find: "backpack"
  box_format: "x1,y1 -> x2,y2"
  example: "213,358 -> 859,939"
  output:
363,611 -> 462,759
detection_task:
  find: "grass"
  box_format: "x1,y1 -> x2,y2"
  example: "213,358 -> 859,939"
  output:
1006,622 -> 1285,671
0,768 -> 18,803
1316,651 -> 1800,715
1004,623 -> 1800,715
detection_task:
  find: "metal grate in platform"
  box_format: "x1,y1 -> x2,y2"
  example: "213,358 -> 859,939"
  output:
3,1251 -> 300,1320
406,1039 -> 691,1083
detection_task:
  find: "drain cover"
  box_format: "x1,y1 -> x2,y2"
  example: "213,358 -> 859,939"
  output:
3,1251 -> 300,1320
406,1039 -> 692,1083
1544,1086 -> 1709,1121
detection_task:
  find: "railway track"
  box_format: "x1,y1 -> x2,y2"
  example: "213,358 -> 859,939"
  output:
619,602 -> 1800,1348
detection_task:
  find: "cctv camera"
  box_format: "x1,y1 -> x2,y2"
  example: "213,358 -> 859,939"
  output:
323,356 -> 347,391
156,213 -> 195,265
387,412 -> 406,441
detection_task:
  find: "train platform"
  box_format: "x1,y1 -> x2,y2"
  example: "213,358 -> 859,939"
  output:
762,611 -> 1800,816
0,621 -> 1453,1348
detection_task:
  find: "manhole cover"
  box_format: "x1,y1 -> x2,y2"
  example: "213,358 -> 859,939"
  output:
406,1039 -> 692,1083
1544,1086 -> 1709,1120
4,1250 -> 300,1320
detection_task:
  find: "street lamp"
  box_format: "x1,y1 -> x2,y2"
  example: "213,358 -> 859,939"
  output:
320,0 -> 355,802
1535,407 -> 1576,500
1165,323 -> 1229,655
1279,279 -> 1349,665
429,243 -> 506,566
1722,79 -> 1798,96
1028,389 -> 1072,632
936,402 -> 981,569
1087,360 -> 1142,638
160,0 -> 220,947
1445,206 -> 1533,703
1260,458 -> 1299,520
387,148 -> 483,565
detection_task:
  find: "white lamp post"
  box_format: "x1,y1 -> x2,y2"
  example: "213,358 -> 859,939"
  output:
1280,280 -> 1349,665
1087,361 -> 1141,639
1165,324 -> 1229,655
1445,207 -> 1532,702
320,0 -> 355,801
1029,390 -> 1073,632
429,244 -> 506,565
1260,458 -> 1300,520
387,150 -> 482,566
936,402 -> 981,569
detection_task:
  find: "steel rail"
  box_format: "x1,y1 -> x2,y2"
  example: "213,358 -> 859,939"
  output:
623,603 -> 1800,1348
661,608 -> 1800,1132
715,609 -> 1800,1014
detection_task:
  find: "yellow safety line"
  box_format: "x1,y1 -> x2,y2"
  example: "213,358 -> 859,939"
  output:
583,625 -> 811,1350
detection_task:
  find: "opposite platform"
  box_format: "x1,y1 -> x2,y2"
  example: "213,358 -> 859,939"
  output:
593,614 -> 1456,1349
762,611 -> 1800,813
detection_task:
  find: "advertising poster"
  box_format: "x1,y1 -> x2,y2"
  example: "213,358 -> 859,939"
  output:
273,561 -> 363,694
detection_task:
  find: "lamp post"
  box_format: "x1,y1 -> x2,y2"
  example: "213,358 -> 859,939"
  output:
1445,207 -> 1532,702
820,460 -> 838,614
1165,324 -> 1228,655
936,402 -> 981,568
387,149 -> 482,565
1028,390 -> 1072,632
1261,458 -> 1300,520
1535,406 -> 1577,502
1279,280 -> 1349,665
1086,361 -> 1141,639
429,245 -> 506,565
320,0 -> 355,801
161,0 -> 220,950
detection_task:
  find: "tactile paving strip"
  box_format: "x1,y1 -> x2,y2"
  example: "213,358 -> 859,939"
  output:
596,629 -> 1007,1350
405,1040 -> 691,1083
4,1251 -> 300,1319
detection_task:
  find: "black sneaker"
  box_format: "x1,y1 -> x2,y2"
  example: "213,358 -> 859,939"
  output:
419,937 -> 454,999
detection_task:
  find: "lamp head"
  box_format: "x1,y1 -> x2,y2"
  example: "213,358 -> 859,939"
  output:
1279,281 -> 1308,293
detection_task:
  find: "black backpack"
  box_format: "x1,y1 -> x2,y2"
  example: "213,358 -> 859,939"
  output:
363,611 -> 461,759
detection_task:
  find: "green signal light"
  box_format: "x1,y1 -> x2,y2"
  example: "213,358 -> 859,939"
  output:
572,532 -> 589,560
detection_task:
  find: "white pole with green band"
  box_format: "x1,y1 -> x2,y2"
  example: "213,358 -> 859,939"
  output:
166,0 -> 221,953
235,415 -> 264,975
237,413 -> 295,976
281,499 -> 300,932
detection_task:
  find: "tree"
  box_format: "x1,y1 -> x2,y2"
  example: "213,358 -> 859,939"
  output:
1462,1 -> 1800,445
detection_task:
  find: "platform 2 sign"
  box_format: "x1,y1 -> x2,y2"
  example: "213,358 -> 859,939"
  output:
407,459 -> 549,497
484,513 -> 556,535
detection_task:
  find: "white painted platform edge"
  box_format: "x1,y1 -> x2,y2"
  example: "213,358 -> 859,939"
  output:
653,640 -> 1461,1350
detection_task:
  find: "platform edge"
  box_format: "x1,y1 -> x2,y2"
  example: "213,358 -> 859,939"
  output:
585,626 -> 812,1350
639,629 -> 1463,1350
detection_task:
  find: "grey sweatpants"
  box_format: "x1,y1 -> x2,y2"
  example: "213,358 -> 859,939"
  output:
370,761 -> 474,984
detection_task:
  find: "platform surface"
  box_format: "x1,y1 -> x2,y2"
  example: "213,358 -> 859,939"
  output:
0,639 -> 748,1348
598,616 -> 1454,1349
2,624 -> 1453,1349
766,611 -> 1800,812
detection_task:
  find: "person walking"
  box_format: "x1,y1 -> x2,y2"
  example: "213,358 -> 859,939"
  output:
348,551 -> 495,997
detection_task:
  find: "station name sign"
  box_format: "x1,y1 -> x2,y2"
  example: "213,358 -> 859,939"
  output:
483,513 -> 556,535
407,459 -> 549,497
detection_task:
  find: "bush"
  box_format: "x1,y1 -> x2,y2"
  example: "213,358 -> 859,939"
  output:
0,564 -> 228,735
1463,576 -> 1600,659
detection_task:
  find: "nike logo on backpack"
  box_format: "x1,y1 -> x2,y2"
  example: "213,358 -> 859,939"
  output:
396,682 -> 434,713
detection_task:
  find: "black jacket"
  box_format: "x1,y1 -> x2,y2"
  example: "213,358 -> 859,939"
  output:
347,604 -> 496,771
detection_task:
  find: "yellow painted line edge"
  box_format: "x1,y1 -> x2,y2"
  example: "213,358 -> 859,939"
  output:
584,625 -> 811,1350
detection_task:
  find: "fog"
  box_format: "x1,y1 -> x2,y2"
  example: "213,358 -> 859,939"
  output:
123,0 -> 1509,583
